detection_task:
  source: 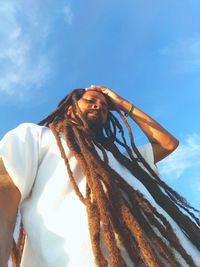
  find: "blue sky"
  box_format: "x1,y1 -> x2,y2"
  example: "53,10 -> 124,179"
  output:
0,0 -> 200,210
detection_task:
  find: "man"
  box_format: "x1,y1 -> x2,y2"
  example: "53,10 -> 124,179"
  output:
0,85 -> 199,267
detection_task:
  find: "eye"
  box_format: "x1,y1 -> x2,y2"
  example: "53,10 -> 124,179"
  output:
84,98 -> 94,103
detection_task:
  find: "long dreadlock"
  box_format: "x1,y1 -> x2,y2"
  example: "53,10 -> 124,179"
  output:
12,88 -> 200,267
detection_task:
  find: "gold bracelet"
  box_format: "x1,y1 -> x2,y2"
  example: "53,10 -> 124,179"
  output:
125,104 -> 134,117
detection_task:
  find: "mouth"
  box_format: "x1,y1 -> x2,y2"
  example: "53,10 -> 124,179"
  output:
87,110 -> 99,116
86,110 -> 101,123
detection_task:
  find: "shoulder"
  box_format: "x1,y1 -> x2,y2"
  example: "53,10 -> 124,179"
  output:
5,123 -> 48,137
0,123 -> 52,149
13,122 -> 44,132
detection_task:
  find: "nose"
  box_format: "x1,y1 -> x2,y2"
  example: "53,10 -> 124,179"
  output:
93,103 -> 101,110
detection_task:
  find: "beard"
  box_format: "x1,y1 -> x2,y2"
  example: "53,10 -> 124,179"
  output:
68,107 -> 105,137
85,110 -> 102,127
83,110 -> 106,138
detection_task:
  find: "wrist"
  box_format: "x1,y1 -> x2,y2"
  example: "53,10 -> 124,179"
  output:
125,104 -> 134,117
118,99 -> 130,111
120,100 -> 135,114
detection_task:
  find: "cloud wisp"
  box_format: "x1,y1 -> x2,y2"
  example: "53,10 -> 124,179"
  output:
0,1 -> 50,99
158,133 -> 200,180
0,1 -> 73,100
160,37 -> 200,73
62,4 -> 73,25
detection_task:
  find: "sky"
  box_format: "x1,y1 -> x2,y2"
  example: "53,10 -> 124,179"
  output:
0,0 -> 200,211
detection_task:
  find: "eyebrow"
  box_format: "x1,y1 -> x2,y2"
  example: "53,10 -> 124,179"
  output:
83,97 -> 108,107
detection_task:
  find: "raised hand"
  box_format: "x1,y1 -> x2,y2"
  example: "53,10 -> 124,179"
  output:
85,85 -> 127,111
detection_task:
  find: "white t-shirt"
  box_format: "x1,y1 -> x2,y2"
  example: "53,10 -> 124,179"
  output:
0,123 -> 199,267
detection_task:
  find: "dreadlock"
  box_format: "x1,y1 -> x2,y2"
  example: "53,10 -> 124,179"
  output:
11,88 -> 200,267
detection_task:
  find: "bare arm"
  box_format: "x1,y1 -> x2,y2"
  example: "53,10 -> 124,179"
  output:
118,100 -> 179,163
86,85 -> 179,163
0,158 -> 21,267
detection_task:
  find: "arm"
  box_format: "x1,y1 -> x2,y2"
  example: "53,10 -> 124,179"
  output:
0,158 -> 21,267
86,85 -> 179,163
118,100 -> 179,163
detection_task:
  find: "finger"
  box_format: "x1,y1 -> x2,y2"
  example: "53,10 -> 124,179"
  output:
94,85 -> 112,93
85,85 -> 107,93
87,85 -> 104,90
85,87 -> 101,91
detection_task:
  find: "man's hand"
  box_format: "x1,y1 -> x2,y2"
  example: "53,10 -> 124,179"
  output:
85,85 -> 128,111
0,159 -> 21,266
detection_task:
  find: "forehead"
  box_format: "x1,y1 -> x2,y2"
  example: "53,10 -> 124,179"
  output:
81,91 -> 108,104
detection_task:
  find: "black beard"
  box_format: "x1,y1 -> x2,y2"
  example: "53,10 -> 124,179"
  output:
69,108 -> 105,139
85,110 -> 103,127
84,115 -> 104,139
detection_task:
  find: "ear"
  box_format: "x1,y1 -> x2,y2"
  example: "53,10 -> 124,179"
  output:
67,105 -> 73,115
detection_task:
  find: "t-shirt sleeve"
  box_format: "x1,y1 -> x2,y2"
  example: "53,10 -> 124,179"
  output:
123,143 -> 159,175
0,123 -> 42,203
137,143 -> 159,175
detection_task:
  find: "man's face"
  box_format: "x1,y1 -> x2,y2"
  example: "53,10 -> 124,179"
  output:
77,91 -> 109,127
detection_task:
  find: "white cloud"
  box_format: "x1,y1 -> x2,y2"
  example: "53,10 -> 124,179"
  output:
158,133 -> 200,180
0,1 -> 51,99
62,4 -> 73,25
0,1 -> 73,100
160,37 -> 200,72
